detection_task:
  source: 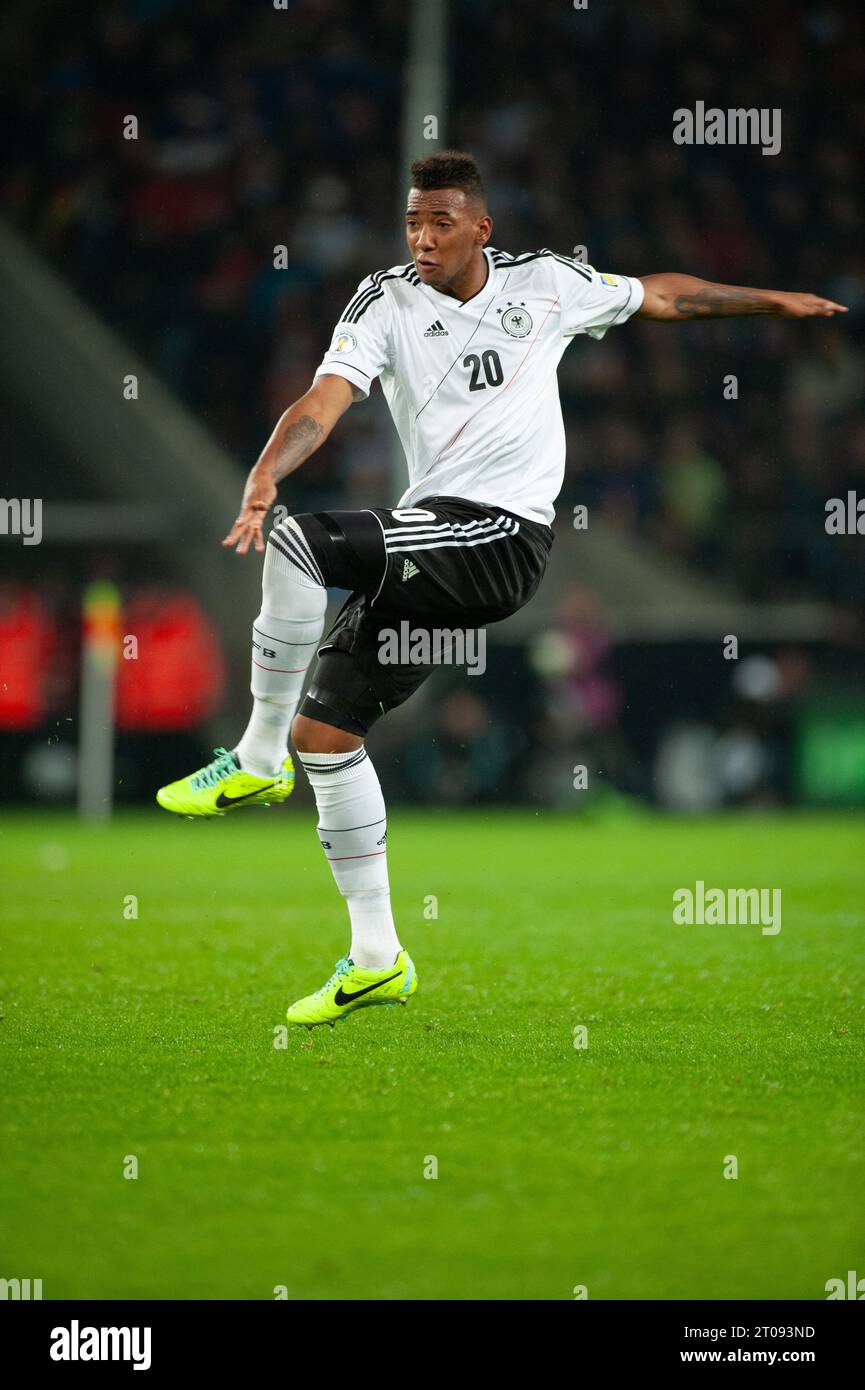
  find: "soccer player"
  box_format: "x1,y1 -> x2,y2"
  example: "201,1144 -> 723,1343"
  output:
156,150 -> 846,1027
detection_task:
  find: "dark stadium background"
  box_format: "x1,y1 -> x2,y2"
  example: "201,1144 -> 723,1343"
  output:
1,0 -> 863,812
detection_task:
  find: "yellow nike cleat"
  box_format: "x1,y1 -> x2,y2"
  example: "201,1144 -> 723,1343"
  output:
156,747 -> 295,817
286,949 -> 418,1028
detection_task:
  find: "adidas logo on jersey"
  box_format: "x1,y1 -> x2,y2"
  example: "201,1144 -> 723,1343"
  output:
423,320 -> 448,337
402,559 -> 421,581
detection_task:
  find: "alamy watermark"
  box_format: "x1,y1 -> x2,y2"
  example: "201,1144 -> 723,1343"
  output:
826,1269 -> 865,1299
378,620 -> 486,676
673,881 -> 782,935
1,1277 -> 43,1299
0,498 -> 42,545
50,1322 -> 151,1370
825,491 -> 864,534
673,102 -> 781,156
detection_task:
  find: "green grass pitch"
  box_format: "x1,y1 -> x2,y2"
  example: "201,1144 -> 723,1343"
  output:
1,809 -> 862,1300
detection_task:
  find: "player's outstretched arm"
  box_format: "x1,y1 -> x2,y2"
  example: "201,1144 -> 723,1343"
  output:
223,374 -> 358,555
636,274 -> 848,322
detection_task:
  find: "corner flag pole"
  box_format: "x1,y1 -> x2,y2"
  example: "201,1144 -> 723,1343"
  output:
78,580 -> 121,821
393,0 -> 448,494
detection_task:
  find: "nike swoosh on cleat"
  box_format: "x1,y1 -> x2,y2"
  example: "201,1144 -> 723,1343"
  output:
334,972 -> 401,1005
215,783 -> 275,807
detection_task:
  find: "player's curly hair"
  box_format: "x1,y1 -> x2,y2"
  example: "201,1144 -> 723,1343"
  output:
409,150 -> 486,209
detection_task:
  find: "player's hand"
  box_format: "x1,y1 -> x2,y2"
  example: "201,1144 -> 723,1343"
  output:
222,477 -> 277,555
774,292 -> 848,318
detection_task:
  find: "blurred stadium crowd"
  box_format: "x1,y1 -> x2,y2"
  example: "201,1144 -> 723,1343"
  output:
4,0 -> 863,599
1,0 -> 863,808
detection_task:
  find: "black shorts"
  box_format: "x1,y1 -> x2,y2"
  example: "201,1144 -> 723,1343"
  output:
275,495 -> 553,737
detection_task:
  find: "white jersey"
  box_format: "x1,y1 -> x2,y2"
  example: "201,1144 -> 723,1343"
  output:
313,246 -> 644,526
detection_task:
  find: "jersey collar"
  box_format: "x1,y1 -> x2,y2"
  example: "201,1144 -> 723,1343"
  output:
417,247 -> 497,312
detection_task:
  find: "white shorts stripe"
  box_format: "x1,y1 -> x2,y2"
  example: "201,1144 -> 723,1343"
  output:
382,516 -> 505,537
383,517 -> 516,546
387,526 -> 519,554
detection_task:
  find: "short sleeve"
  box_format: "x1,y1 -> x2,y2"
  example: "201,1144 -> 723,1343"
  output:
313,275 -> 392,400
551,259 -> 644,340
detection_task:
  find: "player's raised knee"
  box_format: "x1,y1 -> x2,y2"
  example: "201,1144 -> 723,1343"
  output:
291,712 -> 363,755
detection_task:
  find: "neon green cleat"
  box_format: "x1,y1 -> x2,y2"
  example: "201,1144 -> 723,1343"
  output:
156,746 -> 295,817
286,949 -> 418,1028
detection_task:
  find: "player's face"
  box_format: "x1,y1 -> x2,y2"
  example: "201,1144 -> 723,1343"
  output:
405,188 -> 490,291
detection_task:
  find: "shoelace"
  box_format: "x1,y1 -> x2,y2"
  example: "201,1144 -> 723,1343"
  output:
313,956 -> 352,999
190,747 -> 237,792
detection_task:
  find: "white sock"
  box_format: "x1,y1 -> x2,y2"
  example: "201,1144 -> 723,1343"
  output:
235,523 -> 327,777
298,747 -> 401,969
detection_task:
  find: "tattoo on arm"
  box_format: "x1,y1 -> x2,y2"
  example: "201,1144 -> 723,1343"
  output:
273,414 -> 324,480
672,287 -> 773,319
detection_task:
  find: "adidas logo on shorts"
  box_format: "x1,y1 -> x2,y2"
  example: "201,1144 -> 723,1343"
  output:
402,559 -> 421,581
423,320 -> 448,337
